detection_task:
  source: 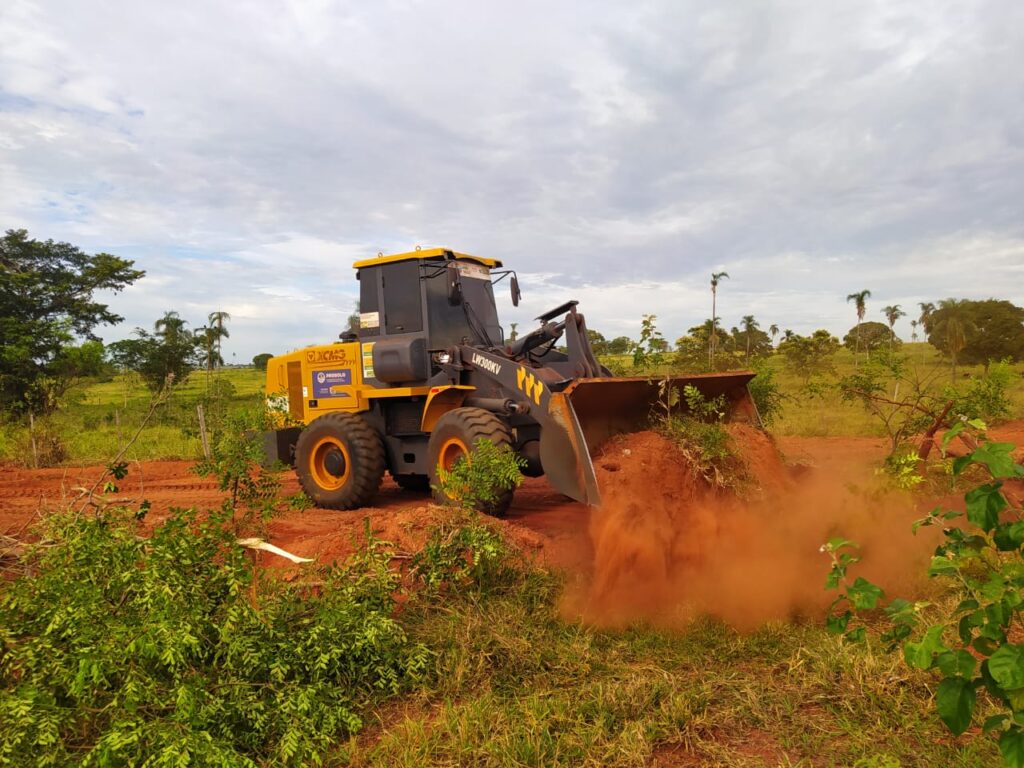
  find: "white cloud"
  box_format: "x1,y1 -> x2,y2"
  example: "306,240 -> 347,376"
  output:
1,0 -> 1023,358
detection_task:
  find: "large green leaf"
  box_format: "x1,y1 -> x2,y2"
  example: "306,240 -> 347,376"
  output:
847,577 -> 884,610
989,645 -> 1024,691
994,521 -> 1024,552
965,482 -> 1008,532
1001,726 -> 1024,768
970,443 -> 1024,479
936,676 -> 976,735
904,625 -> 947,670
936,650 -> 977,679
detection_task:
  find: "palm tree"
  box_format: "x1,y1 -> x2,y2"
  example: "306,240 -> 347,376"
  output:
208,311 -> 231,369
509,322 -> 519,342
932,299 -> 974,382
783,329 -> 794,341
881,304 -> 905,353
740,314 -> 759,362
769,323 -> 779,347
846,290 -> 872,363
710,271 -> 729,367
154,311 -> 187,343
198,326 -> 223,378
918,301 -> 936,336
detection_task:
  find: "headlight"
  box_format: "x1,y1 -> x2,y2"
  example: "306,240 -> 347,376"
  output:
432,351 -> 452,364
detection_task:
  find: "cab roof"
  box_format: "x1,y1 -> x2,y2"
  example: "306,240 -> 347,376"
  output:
352,247 -> 501,270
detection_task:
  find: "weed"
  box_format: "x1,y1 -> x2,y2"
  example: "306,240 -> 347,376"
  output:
946,359 -> 1015,423
880,449 -> 925,490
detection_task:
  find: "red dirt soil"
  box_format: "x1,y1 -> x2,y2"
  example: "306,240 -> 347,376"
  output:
3,421 -> 1022,631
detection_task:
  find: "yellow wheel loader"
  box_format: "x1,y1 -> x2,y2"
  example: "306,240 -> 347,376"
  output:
263,248 -> 758,515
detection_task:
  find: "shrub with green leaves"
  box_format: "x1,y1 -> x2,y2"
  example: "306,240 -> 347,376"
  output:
947,359 -> 1015,423
0,506 -> 429,767
194,403 -> 290,531
436,437 -> 525,514
748,358 -> 785,426
824,422 -> 1024,767
652,381 -> 745,489
411,509 -> 514,595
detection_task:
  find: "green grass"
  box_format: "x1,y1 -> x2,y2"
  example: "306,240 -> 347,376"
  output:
340,568 -> 998,767
600,344 -> 1024,438
0,367 -> 266,465
3,344 -> 1022,467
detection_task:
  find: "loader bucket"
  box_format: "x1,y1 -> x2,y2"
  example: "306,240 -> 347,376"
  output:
539,372 -> 758,507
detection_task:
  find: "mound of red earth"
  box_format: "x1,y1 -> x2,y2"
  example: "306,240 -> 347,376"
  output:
566,425 -> 940,631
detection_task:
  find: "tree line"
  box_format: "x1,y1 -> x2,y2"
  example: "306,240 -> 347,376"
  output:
0,230 -> 237,417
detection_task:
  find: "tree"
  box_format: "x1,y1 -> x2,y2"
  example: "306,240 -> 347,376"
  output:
709,271 -> 729,368
927,298 -> 1024,377
731,318 -> 772,363
207,311 -> 231,368
910,319 -> 919,343
842,322 -> 899,354
918,301 -> 936,335
198,326 -> 224,374
509,322 -> 519,342
252,353 -> 273,370
845,289 -> 872,362
881,304 -> 905,353
0,229 -> 144,415
769,323 -> 779,347
929,299 -> 974,382
739,315 -> 759,362
586,329 -> 609,355
132,311 -> 202,390
607,336 -> 632,355
778,330 -> 840,384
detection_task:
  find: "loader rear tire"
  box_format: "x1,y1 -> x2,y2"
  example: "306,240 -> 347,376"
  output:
295,412 -> 384,510
427,407 -> 515,517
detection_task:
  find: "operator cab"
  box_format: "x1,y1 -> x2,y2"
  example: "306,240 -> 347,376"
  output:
353,248 -> 520,385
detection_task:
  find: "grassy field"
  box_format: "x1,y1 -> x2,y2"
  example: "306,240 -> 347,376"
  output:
0,367 -> 266,465
768,343 -> 1024,437
1,344 -> 1022,467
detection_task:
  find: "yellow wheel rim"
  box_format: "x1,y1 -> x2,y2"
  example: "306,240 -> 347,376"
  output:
309,436 -> 351,491
437,436 -> 470,481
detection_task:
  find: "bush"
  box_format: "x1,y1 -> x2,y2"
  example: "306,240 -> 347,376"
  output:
13,418 -> 67,467
436,438 -> 525,513
748,359 -> 784,426
0,505 -> 429,767
947,360 -> 1014,423
411,509 -> 513,595
653,382 -> 746,489
825,424 -> 1024,766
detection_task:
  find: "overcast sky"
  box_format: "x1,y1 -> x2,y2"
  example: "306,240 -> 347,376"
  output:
2,0 -> 1023,360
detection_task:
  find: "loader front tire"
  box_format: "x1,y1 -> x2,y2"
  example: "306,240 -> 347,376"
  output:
295,412 -> 384,510
427,407 -> 515,517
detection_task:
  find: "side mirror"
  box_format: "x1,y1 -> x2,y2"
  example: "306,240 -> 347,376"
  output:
510,274 -> 521,307
446,262 -> 462,305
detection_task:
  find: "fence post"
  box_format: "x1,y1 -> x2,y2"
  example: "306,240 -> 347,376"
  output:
197,404 -> 211,460
28,412 -> 38,469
